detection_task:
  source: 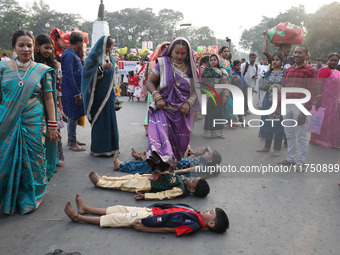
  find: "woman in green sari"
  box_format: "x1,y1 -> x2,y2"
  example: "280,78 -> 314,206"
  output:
202,54 -> 229,138
0,30 -> 59,215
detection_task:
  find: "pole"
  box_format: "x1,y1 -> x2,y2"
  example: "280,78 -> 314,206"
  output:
117,30 -> 119,47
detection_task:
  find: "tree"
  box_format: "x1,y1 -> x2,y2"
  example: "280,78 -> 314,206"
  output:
27,0 -> 83,36
304,1 -> 340,60
0,0 -> 30,50
240,5 -> 307,58
107,8 -> 185,50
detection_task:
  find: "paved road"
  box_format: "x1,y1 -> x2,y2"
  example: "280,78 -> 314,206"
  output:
1,96 -> 339,255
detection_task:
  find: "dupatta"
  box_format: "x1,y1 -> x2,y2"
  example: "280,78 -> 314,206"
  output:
82,35 -> 115,126
158,37 -> 201,108
0,62 -> 57,181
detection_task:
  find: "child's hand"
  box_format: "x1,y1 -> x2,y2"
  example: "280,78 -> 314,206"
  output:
135,194 -> 145,200
133,220 -> 145,231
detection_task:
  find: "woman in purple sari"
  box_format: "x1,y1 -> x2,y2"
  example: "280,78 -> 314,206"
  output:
146,37 -> 200,178
311,53 -> 340,148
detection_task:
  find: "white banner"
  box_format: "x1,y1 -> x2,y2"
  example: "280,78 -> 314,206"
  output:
147,41 -> 153,49
118,61 -> 139,75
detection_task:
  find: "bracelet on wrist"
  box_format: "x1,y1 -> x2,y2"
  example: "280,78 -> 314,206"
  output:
186,97 -> 195,107
151,91 -> 159,97
155,96 -> 163,103
47,120 -> 58,129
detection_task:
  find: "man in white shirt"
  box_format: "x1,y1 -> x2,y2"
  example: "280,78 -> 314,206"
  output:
1,53 -> 11,62
241,53 -> 258,114
256,57 -> 269,108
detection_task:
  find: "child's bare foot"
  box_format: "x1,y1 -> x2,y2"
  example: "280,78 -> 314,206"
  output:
256,148 -> 270,152
113,154 -> 122,170
140,151 -> 147,161
75,194 -> 87,215
64,201 -> 79,222
272,150 -> 281,157
89,171 -> 100,186
131,148 -> 142,160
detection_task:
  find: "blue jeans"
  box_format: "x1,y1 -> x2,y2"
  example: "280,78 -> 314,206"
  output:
67,116 -> 78,146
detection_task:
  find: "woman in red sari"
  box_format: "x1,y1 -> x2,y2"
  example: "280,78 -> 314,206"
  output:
311,53 -> 340,148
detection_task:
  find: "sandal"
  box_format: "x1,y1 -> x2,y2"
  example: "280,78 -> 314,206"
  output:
277,160 -> 296,165
69,144 -> 86,151
256,148 -> 270,152
272,151 -> 280,157
57,160 -> 64,167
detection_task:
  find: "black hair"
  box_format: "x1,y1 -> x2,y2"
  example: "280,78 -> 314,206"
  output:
327,53 -> 340,60
211,150 -> 222,165
167,39 -> 190,63
192,179 -> 210,197
266,51 -> 284,77
34,34 -> 56,70
2,53 -> 7,57
241,58 -> 246,62
218,46 -> 229,56
128,71 -> 134,76
249,53 -> 257,58
70,32 -> 85,45
296,44 -> 309,55
106,36 -> 114,48
233,59 -> 241,66
160,43 -> 170,52
208,208 -> 229,233
11,30 -> 35,48
317,58 -> 323,62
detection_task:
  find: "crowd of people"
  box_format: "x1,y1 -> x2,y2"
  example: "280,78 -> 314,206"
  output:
0,26 -> 339,236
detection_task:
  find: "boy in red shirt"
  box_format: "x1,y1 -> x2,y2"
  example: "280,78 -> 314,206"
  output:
64,194 -> 229,236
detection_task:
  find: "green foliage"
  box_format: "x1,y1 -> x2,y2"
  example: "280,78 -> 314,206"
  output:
240,5 -> 307,58
0,0 -> 30,49
304,1 -> 340,60
0,0 -> 339,62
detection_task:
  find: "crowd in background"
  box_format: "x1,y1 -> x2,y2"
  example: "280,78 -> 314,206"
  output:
0,25 -> 340,216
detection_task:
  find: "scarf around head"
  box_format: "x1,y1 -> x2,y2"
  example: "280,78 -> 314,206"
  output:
159,37 -> 201,106
81,35 -> 115,125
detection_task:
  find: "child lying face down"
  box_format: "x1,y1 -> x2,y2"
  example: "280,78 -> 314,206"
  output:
64,194 -> 229,236
89,171 -> 210,200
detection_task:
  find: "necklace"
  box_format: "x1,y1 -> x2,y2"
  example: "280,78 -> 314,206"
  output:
15,60 -> 32,87
16,59 -> 31,67
172,64 -> 184,86
173,59 -> 185,70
